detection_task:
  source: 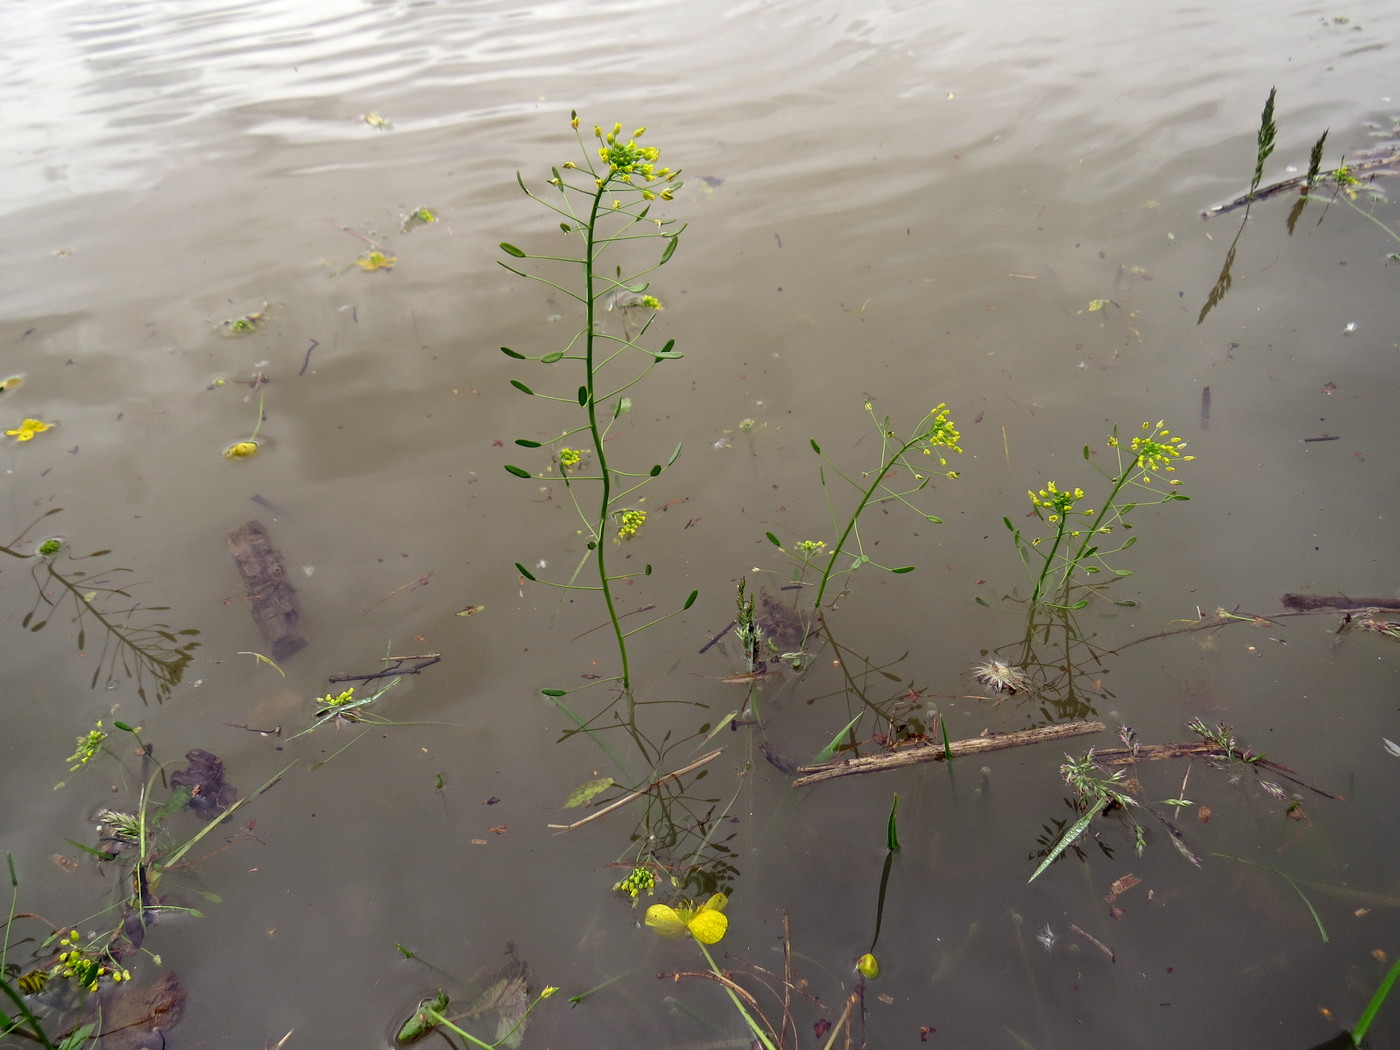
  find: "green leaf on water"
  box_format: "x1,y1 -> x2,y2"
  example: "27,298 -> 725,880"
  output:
504,465 -> 532,478
810,438 -> 822,455
510,380 -> 534,396
563,776 -> 614,808
890,566 -> 915,574
540,351 -> 565,364
682,589 -> 698,610
886,793 -> 901,853
514,439 -> 542,448
765,532 -> 782,547
515,562 -> 536,581
500,346 -> 527,359
541,688 -> 567,697
1028,808 -> 1096,883
499,242 -> 527,258
660,235 -> 679,264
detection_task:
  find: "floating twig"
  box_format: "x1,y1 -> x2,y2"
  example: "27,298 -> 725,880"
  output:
328,653 -> 441,685
548,748 -> 724,832
791,721 -> 1105,788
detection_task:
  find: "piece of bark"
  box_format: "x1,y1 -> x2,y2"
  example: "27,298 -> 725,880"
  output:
1281,593 -> 1400,612
791,721 -> 1105,788
227,520 -> 307,660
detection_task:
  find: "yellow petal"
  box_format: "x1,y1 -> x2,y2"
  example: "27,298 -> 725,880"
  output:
687,909 -> 728,945
645,904 -> 688,938
223,440 -> 260,460
698,893 -> 727,914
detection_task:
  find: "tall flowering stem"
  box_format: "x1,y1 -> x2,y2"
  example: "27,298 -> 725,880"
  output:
773,403 -> 961,612
499,115 -> 694,694
1011,421 -> 1194,610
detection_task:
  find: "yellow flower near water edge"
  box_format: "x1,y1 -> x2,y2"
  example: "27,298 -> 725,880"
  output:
645,892 -> 728,944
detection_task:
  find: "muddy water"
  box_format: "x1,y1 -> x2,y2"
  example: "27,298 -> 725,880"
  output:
3,1 -> 1399,1047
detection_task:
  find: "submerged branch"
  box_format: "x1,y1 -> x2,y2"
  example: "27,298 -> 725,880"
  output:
791,721 -> 1104,788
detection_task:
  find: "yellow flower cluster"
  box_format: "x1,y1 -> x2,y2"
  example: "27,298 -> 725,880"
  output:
1029,481 -> 1092,523
1126,421 -> 1193,482
613,866 -> 656,899
66,722 -> 107,772
5,418 -> 53,441
645,893 -> 728,944
56,930 -> 131,992
558,447 -> 583,470
920,404 -> 963,465
615,508 -> 646,542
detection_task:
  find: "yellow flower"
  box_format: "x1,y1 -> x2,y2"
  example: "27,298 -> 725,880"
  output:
223,440 -> 260,460
356,250 -> 397,271
5,418 -> 53,441
856,953 -> 880,978
645,893 -> 728,944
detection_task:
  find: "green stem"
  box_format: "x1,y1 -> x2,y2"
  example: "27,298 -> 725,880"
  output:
695,942 -> 780,1050
1028,515 -> 1072,606
812,435 -> 923,610
582,174 -> 631,691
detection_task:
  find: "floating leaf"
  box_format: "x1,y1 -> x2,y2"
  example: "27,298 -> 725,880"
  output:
499,242 -> 527,258
456,605 -> 485,617
563,776 -> 614,808
504,465 -> 531,478
500,346 -> 527,359
510,380 -> 535,396
540,351 -> 565,364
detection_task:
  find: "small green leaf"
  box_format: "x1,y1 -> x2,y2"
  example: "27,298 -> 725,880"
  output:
504,465 -> 532,478
644,564 -> 653,576
514,438 -> 542,448
660,235 -> 679,264
540,351 -> 565,364
499,242 -> 527,258
113,721 -> 136,733
649,464 -> 662,477
500,346 -> 527,359
1083,444 -> 1092,459
975,596 -> 990,607
541,688 -> 567,697
810,438 -> 822,455
659,338 -> 676,355
1068,599 -> 1090,610
765,531 -> 783,547
886,793 -> 901,853
890,566 -> 915,574
564,776 -> 614,809
1113,569 -> 1133,577
577,386 -> 589,406
515,562 -> 536,581
616,396 -> 632,415
1003,516 -> 1015,531
666,442 -> 683,467
682,589 -> 699,610
510,379 -> 535,396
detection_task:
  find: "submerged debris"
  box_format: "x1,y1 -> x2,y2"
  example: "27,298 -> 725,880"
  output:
170,749 -> 237,820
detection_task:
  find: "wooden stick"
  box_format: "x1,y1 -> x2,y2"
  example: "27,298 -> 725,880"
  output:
549,748 -> 724,832
791,721 -> 1104,788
